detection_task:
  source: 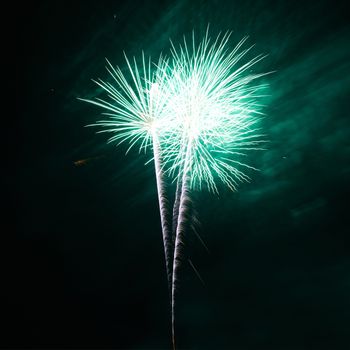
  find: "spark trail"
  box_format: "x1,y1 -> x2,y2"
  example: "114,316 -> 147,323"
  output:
171,140 -> 192,350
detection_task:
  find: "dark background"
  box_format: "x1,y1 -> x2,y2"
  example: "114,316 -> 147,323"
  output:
9,0 -> 350,349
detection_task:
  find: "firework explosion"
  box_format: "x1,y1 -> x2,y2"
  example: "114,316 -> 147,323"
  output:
80,28 -> 269,349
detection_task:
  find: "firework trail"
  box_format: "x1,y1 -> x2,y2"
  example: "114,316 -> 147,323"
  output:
172,177 -> 182,239
171,142 -> 192,350
152,133 -> 173,298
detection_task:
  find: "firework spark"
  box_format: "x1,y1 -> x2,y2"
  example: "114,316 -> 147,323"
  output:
162,31 -> 269,193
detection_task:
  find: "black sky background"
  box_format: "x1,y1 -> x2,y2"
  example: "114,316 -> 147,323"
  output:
8,0 -> 350,349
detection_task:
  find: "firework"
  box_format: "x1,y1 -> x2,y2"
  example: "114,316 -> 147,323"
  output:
163,29 -> 269,349
79,53 -> 175,298
80,28 -> 269,350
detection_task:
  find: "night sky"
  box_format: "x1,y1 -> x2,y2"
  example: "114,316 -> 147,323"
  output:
9,0 -> 350,349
